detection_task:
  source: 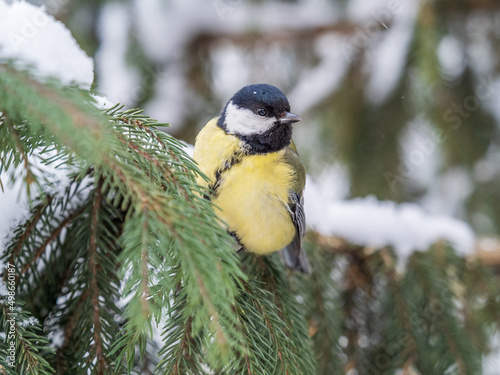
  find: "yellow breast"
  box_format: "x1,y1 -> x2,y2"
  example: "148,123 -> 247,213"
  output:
193,118 -> 296,255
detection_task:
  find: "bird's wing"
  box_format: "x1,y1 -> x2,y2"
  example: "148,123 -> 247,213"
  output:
289,192 -> 306,239
280,192 -> 310,274
279,146 -> 310,274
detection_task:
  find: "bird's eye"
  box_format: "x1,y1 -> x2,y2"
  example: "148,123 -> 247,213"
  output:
257,108 -> 268,116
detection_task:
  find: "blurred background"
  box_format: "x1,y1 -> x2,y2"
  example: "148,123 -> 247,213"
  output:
33,0 -> 500,240
13,0 -> 500,373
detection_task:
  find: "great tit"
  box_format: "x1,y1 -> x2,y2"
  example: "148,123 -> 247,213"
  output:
193,84 -> 310,274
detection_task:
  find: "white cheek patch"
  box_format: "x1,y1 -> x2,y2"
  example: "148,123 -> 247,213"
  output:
224,101 -> 277,136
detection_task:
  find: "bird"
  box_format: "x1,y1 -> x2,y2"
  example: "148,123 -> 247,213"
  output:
193,83 -> 310,274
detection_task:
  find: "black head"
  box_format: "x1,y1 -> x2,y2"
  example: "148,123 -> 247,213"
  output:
231,84 -> 291,117
217,84 -> 301,153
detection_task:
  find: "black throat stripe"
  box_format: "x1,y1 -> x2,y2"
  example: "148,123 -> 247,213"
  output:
208,151 -> 244,198
238,122 -> 293,154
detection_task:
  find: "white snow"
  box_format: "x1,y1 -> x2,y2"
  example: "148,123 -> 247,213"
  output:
143,64 -> 187,132
211,44 -> 251,101
0,151 -> 76,253
466,13 -> 496,77
399,117 -> 442,193
346,0 -> 399,22
420,167 -> 474,218
437,35 -> 467,81
0,174 -> 32,253
48,326 -> 65,348
20,316 -> 39,327
0,1 -> 93,89
305,180 -> 475,259
91,94 -> 115,110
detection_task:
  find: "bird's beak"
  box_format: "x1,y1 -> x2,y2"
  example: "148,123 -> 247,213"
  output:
281,112 -> 301,124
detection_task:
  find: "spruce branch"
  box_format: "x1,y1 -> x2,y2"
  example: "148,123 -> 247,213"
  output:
293,239 -> 344,375
61,290 -> 90,348
5,117 -> 36,189
381,250 -> 420,368
156,292 -> 205,375
88,176 -> 107,372
20,204 -> 86,276
0,304 -> 55,375
9,196 -> 52,266
171,316 -> 197,375
237,253 -> 317,375
0,63 -> 114,170
408,248 -> 481,374
53,181 -> 122,374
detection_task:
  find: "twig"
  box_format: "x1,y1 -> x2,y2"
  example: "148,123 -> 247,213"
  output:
140,217 -> 151,318
188,21 -> 391,50
9,196 -> 52,266
6,116 -> 35,186
172,317 -> 195,375
88,176 -> 106,371
21,204 -> 86,275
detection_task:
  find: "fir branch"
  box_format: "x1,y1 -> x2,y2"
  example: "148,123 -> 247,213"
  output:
88,176 -> 106,372
44,176 -> 122,374
21,204 -> 86,276
0,305 -> 55,375
156,292 -> 205,375
381,249 -> 420,369
0,63 -> 115,168
0,64 -> 101,135
115,134 -> 180,194
411,250 -> 477,375
139,218 -> 151,319
61,290 -> 90,348
9,196 -> 52,266
118,118 -> 167,148
171,316 -> 195,375
395,247 -> 484,375
238,254 -> 317,374
247,283 -> 291,371
191,262 -> 228,353
295,239 -> 344,375
5,117 -> 35,187
109,113 -> 247,371
342,250 -> 373,372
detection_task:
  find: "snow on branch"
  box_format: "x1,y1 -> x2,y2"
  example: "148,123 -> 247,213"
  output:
0,1 -> 93,88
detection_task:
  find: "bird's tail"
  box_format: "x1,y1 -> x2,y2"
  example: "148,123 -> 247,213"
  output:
279,234 -> 311,275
